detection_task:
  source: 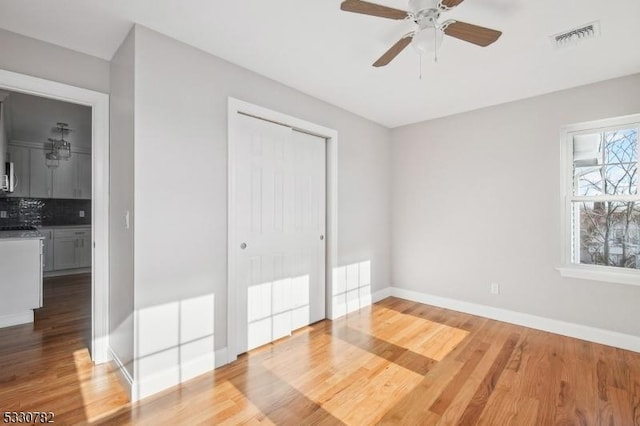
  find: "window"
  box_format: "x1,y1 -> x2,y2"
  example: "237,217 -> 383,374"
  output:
559,114 -> 640,286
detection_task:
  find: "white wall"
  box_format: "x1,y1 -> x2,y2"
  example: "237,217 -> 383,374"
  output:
130,25 -> 390,398
109,28 -> 135,379
391,73 -> 640,337
9,91 -> 92,148
0,28 -> 109,94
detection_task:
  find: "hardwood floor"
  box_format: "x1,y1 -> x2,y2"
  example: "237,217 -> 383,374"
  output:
0,274 -> 129,424
2,277 -> 640,425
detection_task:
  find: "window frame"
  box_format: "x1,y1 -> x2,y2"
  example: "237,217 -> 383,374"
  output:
558,113 -> 640,286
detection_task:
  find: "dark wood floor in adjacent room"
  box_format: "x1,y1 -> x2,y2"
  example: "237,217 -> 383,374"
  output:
1,275 -> 639,425
0,274 -> 128,424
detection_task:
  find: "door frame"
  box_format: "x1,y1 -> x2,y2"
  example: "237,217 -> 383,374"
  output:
0,68 -> 110,364
227,97 -> 338,362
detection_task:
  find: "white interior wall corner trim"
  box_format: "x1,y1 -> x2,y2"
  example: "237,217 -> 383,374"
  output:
107,346 -> 134,400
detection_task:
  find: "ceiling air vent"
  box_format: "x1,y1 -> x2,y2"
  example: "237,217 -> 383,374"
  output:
551,21 -> 600,48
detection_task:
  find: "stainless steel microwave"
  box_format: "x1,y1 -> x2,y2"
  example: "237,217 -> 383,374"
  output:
2,162 -> 15,193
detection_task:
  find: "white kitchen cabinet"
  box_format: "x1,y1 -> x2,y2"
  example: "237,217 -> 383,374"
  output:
52,155 -> 78,199
78,234 -> 92,268
9,144 -> 91,200
77,153 -> 91,199
52,227 -> 91,271
53,236 -> 78,270
0,237 -> 43,327
41,229 -> 54,272
6,145 -> 30,197
29,148 -> 53,198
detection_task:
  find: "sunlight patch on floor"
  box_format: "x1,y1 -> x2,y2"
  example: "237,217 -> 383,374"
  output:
260,332 -> 425,425
213,380 -> 275,425
254,304 -> 471,423
346,306 -> 470,361
72,349 -> 129,423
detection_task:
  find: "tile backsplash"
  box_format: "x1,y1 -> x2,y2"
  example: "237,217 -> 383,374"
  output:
0,198 -> 91,227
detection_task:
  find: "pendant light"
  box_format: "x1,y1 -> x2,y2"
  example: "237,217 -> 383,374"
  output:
46,122 -> 72,167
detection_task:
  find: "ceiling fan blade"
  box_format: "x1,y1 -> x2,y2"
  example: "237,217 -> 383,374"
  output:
340,0 -> 408,20
373,36 -> 412,67
439,0 -> 465,8
443,21 -> 502,47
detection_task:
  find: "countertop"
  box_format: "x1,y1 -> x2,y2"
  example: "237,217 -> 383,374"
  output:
0,224 -> 90,241
38,225 -> 91,230
0,230 -> 44,241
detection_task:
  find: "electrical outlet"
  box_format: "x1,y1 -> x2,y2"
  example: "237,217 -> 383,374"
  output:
79,210 -> 85,218
0,211 -> 6,219
490,282 -> 500,295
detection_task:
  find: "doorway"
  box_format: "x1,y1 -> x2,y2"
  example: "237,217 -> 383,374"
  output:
227,98 -> 338,362
0,69 -> 110,363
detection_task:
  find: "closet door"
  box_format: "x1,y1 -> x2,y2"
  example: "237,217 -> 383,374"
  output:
232,114 -> 326,354
290,130 -> 326,330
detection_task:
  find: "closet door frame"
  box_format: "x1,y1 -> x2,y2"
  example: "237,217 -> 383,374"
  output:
227,97 -> 339,363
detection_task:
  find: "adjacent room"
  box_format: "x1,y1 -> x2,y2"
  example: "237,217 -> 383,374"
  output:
0,0 -> 639,424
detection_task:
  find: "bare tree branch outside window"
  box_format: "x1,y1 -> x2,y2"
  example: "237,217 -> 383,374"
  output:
572,128 -> 639,269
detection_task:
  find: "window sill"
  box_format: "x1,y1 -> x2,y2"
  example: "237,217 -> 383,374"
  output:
557,265 -> 640,287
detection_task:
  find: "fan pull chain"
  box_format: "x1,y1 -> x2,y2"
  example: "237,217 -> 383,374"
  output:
434,25 -> 439,63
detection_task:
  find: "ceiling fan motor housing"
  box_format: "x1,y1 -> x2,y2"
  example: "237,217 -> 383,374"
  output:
409,0 -> 440,14
409,0 -> 442,28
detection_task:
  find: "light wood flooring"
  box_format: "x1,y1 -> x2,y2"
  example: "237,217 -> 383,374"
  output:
1,275 -> 639,425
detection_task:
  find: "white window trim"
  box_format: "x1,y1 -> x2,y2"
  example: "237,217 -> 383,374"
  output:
558,113 -> 640,287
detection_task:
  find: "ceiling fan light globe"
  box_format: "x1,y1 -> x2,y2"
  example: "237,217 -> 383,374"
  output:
411,28 -> 444,54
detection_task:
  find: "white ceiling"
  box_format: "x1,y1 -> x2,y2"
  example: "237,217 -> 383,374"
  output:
1,0 -> 639,128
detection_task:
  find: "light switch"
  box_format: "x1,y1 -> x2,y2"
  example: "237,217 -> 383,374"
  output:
0,211 -> 6,218
79,210 -> 85,218
125,210 -> 130,229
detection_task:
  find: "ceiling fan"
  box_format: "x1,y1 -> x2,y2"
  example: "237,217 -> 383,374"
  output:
340,0 -> 502,67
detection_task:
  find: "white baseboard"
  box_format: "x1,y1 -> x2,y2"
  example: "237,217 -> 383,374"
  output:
124,348 -> 229,402
372,287 -> 392,303
133,350 -> 216,402
108,346 -> 134,400
329,302 -> 347,320
386,287 -> 640,353
0,311 -> 33,328
180,353 -> 215,383
215,347 -> 229,368
44,268 -> 91,278
134,365 -> 180,402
